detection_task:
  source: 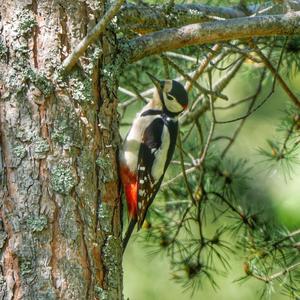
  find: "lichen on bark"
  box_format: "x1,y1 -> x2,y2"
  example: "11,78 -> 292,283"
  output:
0,0 -> 122,299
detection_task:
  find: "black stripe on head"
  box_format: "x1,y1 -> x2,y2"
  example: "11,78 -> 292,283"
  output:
169,80 -> 188,107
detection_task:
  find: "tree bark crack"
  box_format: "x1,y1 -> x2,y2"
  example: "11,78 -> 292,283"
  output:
49,197 -> 60,298
31,0 -> 39,68
74,196 -> 92,299
58,5 -> 71,63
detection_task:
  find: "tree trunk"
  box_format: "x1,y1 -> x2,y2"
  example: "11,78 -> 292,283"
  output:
0,1 -> 122,299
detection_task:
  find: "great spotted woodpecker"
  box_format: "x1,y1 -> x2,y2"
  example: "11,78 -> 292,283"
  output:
120,73 -> 188,252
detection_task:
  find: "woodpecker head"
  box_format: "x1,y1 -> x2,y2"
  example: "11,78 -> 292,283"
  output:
147,72 -> 188,116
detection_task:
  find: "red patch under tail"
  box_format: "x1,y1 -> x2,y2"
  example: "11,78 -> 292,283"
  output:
120,164 -> 138,218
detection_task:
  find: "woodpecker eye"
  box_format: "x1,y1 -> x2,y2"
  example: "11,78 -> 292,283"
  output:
167,94 -> 176,101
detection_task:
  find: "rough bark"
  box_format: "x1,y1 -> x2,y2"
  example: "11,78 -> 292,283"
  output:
0,1 -> 122,299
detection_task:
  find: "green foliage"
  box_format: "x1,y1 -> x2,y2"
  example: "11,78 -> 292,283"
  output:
282,36 -> 300,78
258,106 -> 300,179
119,14 -> 300,297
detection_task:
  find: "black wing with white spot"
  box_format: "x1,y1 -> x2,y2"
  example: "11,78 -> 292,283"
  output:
136,117 -> 165,229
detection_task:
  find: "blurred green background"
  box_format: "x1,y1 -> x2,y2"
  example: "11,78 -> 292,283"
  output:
121,68 -> 300,299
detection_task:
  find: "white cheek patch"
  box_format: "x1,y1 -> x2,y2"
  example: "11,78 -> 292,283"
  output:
151,125 -> 170,181
163,92 -> 184,113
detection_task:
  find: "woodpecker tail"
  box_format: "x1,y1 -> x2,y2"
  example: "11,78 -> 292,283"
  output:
122,218 -> 136,254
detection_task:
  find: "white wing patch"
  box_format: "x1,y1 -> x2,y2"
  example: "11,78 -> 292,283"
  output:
121,114 -> 160,173
151,125 -> 170,181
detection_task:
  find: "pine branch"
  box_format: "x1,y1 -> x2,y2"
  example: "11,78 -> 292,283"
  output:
273,228 -> 300,247
250,262 -> 300,283
118,2 -> 300,32
125,12 -> 300,63
118,3 -> 246,33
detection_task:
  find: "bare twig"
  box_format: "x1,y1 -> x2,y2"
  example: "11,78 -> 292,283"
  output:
162,54 -> 228,100
217,38 -> 285,129
170,205 -> 192,242
177,133 -> 196,205
185,44 -> 222,92
209,192 -> 253,227
62,0 -> 125,73
223,43 -> 262,63
249,40 -> 300,108
165,52 -> 198,63
161,164 -> 200,188
214,96 -> 253,110
118,86 -> 136,97
181,57 -> 245,126
220,59 -> 270,157
199,71 -> 216,164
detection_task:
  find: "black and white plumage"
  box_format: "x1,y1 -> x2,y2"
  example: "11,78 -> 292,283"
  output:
120,73 -> 188,252
136,110 -> 178,228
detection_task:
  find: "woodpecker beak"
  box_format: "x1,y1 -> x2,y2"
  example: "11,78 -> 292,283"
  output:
146,72 -> 162,91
